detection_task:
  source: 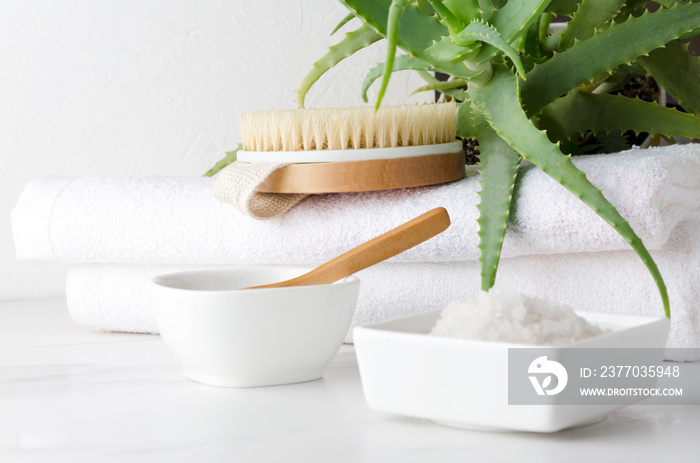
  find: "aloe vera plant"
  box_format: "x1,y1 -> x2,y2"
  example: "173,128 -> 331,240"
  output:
293,0 -> 700,318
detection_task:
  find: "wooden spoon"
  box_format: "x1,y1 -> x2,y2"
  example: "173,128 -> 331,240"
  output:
246,207 -> 450,289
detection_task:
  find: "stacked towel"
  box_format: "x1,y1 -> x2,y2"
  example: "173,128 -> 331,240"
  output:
11,144 -> 700,359
65,221 -> 700,355
12,145 -> 700,264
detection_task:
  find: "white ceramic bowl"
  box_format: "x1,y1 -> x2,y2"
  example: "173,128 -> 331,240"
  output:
354,310 -> 669,433
150,267 -> 360,388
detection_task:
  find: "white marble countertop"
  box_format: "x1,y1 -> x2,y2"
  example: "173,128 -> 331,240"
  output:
1,298 -> 700,462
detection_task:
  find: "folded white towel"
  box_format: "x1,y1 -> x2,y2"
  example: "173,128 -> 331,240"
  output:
65,221 -> 700,360
13,145 -> 700,264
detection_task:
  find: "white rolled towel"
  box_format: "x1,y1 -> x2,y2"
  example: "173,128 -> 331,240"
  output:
13,145 -> 700,264
65,221 -> 700,360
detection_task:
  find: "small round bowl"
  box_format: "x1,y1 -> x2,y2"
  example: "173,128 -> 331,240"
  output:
150,267 -> 360,388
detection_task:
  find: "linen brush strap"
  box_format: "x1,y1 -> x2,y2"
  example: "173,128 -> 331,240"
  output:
214,162 -> 307,220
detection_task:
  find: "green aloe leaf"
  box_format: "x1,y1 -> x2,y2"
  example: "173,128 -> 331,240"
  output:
476,0 -> 499,21
559,0 -> 626,50
520,18 -> 543,59
331,12 -> 357,35
444,0 -> 480,24
467,0 -> 550,66
541,29 -> 563,56
203,144 -> 242,177
457,101 -> 481,138
375,0 -> 412,108
538,12 -> 553,43
417,71 -> 468,100
637,40 -> 700,117
522,2 -> 700,115
614,0 -> 650,22
340,0 -> 472,77
538,91 -> 700,141
656,0 -> 700,7
426,0 -> 466,33
361,55 -> 436,102
545,0 -> 581,16
412,77 -> 467,98
470,67 -> 670,317
296,23 -> 381,108
488,0 -> 552,43
420,1 -> 551,85
473,116 -> 522,290
427,36 -> 481,64
454,21 -> 527,79
416,0 -> 437,17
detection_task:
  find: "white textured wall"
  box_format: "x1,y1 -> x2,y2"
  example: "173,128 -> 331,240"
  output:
1,0 -> 429,301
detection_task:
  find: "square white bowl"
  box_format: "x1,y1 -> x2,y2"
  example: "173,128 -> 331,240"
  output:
353,310 -> 669,432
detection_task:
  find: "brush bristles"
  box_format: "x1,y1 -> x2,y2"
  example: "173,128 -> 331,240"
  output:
240,103 -> 458,151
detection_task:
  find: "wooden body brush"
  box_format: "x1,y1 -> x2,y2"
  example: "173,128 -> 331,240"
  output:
237,103 -> 465,194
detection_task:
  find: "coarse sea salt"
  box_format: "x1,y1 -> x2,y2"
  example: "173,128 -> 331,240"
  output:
429,284 -> 607,346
